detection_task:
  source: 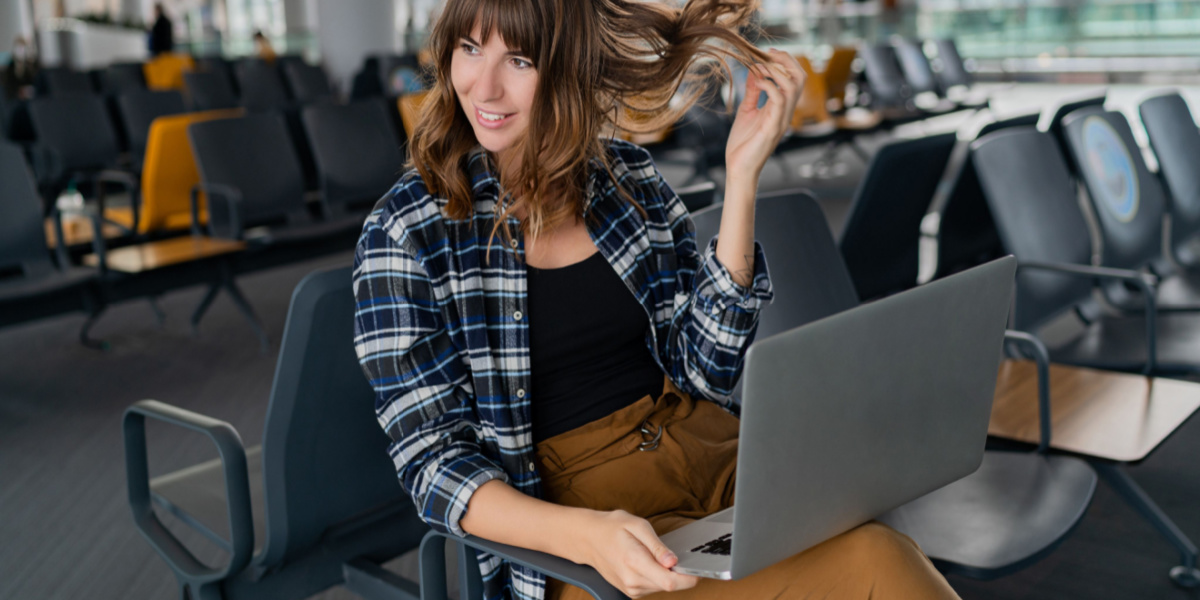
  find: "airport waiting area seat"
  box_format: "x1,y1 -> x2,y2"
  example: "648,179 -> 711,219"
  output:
300,100 -> 404,217
1060,107 -> 1200,312
918,109 -> 1039,284
397,90 -> 430,138
692,191 -> 1097,580
1139,92 -> 1200,277
891,39 -> 965,112
838,132 -> 956,301
187,112 -> 363,267
283,62 -> 336,104
0,141 -> 104,342
115,90 -> 187,168
973,127 -> 1200,377
235,59 -> 292,112
674,180 -> 717,213
37,67 -> 94,95
27,92 -> 142,234
144,53 -> 195,91
123,267 -> 428,600
184,71 -> 239,112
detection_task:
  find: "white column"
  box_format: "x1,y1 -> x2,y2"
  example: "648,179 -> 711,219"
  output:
315,0 -> 395,92
282,0 -> 316,34
0,0 -> 33,49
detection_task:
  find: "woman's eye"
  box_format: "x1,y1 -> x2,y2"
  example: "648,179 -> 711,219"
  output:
511,57 -> 532,69
460,43 -> 479,55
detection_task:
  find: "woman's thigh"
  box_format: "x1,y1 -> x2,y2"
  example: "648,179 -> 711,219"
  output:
549,522 -> 960,600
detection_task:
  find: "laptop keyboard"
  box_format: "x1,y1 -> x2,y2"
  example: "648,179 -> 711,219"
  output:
690,533 -> 732,556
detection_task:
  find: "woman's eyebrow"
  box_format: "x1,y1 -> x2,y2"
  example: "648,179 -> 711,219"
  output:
461,35 -> 527,57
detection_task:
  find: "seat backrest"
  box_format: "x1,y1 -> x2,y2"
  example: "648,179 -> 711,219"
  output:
29,92 -> 121,173
397,90 -> 430,138
39,67 -> 93,95
675,181 -> 716,213
117,90 -> 187,163
840,132 -> 956,300
1061,108 -> 1167,271
0,141 -> 54,276
283,62 -> 335,104
302,100 -> 404,212
1037,90 -> 1106,152
139,109 -> 244,234
103,62 -> 147,94
931,110 -> 1040,280
143,53 -> 195,90
971,128 -> 1095,330
378,54 -> 426,96
195,56 -> 238,94
257,266 -> 412,566
792,56 -> 831,128
860,43 -> 910,108
235,59 -> 291,112
823,46 -> 857,109
1139,92 -> 1200,255
691,190 -> 860,341
184,70 -> 238,111
188,112 -> 307,233
892,39 -> 939,96
933,39 -> 971,89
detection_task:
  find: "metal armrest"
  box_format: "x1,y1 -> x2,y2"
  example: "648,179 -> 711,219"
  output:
193,182 -> 245,240
122,399 -> 255,587
1003,330 -> 1053,453
1018,260 -> 1157,375
419,531 -> 628,600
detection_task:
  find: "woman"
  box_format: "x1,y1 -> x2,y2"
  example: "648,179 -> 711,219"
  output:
353,0 -> 960,598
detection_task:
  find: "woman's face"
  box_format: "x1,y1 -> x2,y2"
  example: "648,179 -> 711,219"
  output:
450,23 -> 538,162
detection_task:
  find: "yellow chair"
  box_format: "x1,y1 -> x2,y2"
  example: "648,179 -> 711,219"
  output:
144,53 -> 196,91
822,47 -> 856,112
104,109 -> 243,234
398,90 -> 431,138
791,56 -> 833,134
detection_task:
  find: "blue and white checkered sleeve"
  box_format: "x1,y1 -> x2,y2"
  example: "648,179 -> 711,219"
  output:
659,172 -> 774,403
353,213 -> 509,537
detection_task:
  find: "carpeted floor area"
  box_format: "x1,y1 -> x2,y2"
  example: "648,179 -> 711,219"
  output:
2,137 -> 1199,600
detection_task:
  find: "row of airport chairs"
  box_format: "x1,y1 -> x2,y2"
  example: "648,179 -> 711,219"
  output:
0,97 -> 407,349
837,88 -> 1200,586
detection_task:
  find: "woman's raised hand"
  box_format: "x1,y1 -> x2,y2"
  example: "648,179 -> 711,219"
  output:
576,509 -> 700,598
724,49 -> 806,181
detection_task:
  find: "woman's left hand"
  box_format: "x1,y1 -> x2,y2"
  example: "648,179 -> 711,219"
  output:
724,49 -> 805,181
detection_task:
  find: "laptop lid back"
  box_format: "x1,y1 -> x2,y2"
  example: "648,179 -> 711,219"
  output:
730,256 -> 1016,579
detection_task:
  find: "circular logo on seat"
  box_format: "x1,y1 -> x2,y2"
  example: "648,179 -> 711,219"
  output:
1082,116 -> 1139,222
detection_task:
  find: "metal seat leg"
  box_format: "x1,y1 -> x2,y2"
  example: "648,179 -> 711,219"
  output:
1091,461 -> 1200,588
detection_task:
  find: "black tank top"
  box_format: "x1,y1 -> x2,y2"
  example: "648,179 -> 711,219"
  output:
526,251 -> 665,443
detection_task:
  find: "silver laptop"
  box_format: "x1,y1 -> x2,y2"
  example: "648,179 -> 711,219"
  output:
661,256 -> 1016,580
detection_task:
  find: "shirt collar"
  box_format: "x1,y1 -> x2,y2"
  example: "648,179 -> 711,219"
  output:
463,144 -> 621,219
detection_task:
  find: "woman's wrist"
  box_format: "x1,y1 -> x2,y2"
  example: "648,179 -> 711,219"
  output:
557,507 -> 607,565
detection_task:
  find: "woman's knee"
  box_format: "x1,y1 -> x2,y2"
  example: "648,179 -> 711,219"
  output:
834,522 -> 926,567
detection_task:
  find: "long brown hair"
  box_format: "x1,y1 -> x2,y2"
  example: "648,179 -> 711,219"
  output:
409,0 -> 768,243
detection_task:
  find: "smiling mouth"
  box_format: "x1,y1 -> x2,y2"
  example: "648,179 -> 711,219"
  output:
475,107 -> 514,127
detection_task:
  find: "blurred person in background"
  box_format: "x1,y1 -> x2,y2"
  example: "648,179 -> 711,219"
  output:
3,36 -> 37,100
253,31 -> 277,63
149,3 -> 175,55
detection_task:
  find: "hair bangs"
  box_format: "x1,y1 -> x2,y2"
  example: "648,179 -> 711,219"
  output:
438,0 -> 542,65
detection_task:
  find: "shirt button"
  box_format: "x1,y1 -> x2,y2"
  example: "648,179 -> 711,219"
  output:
528,461 -> 537,472
510,238 -> 518,249
516,388 -> 526,399
513,310 -> 523,321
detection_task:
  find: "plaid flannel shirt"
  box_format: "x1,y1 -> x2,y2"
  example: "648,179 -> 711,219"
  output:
353,139 -> 773,600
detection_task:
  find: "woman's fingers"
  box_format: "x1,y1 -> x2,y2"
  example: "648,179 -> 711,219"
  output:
623,520 -> 700,594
